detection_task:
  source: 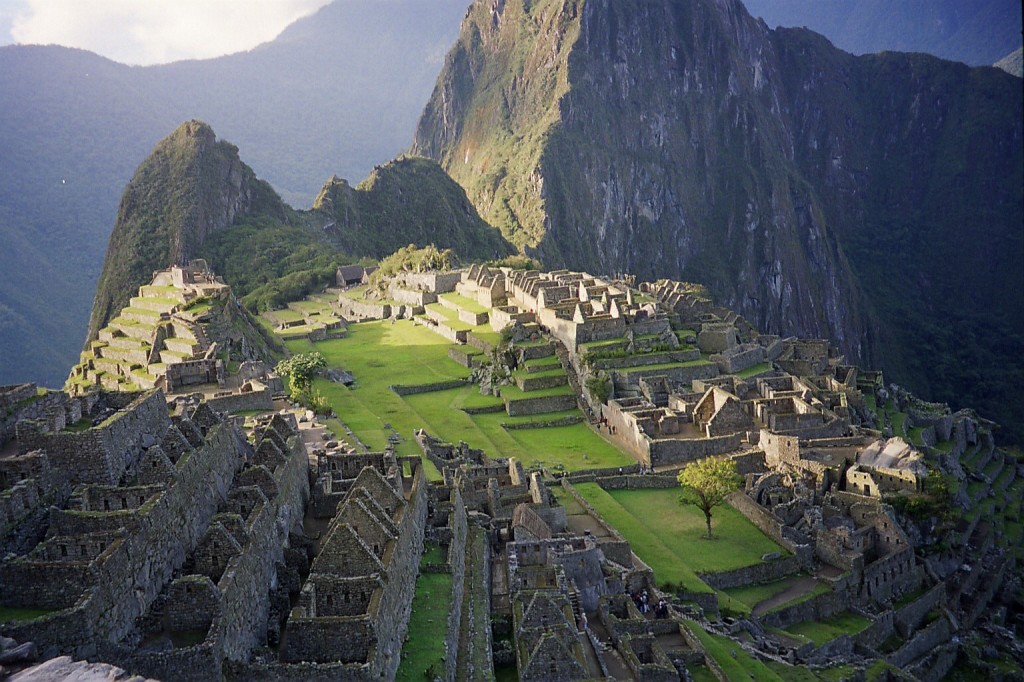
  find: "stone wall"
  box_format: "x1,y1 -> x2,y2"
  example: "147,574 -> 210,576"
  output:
89,422 -> 244,644
395,271 -> 463,294
887,617 -> 951,669
727,492 -> 812,566
389,286 -> 437,307
413,315 -> 466,343
611,362 -> 718,391
894,583 -> 945,638
504,393 -> 577,417
490,307 -> 534,331
854,610 -> 894,650
593,474 -> 678,490
215,430 -> 310,661
448,346 -> 485,369
698,555 -> 802,590
760,589 -> 848,630
337,297 -> 391,321
205,388 -> 273,415
558,480 -> 633,568
16,390 -> 169,486
860,547 -> 916,603
442,487 -> 469,682
647,433 -> 742,467
390,379 -> 469,396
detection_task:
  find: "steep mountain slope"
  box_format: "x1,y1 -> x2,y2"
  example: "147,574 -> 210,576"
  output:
741,0 -> 1022,67
0,0 -> 469,388
86,120 -> 290,341
308,157 -> 513,260
413,0 -> 1023,440
85,121 -> 510,343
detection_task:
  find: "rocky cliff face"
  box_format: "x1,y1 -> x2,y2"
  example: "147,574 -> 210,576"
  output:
414,0 -> 1023,439
414,0 -> 876,360
87,120 -> 288,342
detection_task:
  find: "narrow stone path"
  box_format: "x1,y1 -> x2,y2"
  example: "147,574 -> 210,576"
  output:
751,576 -> 823,617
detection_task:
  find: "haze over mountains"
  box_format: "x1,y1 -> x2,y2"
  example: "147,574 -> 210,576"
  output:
1,0 -> 1021,440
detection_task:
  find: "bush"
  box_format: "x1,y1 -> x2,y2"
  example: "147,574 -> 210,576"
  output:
585,373 -> 612,403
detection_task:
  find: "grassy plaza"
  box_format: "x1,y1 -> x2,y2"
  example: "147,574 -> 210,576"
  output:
287,319 -> 633,476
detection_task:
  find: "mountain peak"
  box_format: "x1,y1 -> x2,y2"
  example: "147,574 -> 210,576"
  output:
85,121 -> 288,343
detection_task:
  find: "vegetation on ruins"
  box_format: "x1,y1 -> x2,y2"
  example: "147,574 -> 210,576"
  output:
484,254 -> 543,271
367,244 -> 456,297
677,457 -> 742,540
583,373 -> 611,404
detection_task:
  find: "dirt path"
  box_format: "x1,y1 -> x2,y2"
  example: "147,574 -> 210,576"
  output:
752,576 -> 823,617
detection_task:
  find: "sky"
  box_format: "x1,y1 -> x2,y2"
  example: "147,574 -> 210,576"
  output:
0,0 -> 333,65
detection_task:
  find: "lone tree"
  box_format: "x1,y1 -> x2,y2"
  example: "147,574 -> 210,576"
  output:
677,456 -> 741,540
276,352 -> 327,396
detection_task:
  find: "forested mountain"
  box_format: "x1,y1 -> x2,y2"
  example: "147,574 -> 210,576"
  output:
0,0 -> 468,387
413,0 -> 1023,441
86,120 -> 509,344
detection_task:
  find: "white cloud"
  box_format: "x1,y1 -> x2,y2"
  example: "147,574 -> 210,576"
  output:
8,0 -> 332,65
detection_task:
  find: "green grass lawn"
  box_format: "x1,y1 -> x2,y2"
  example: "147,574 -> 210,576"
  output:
439,292 -> 488,314
290,321 -> 631,474
684,622 -> 784,682
424,303 -> 474,332
264,308 -> 305,324
616,359 -> 714,375
735,362 -> 774,378
571,485 -> 788,594
720,576 -> 829,615
396,571 -> 453,681
785,611 -> 872,645
0,606 -> 54,622
404,388 -> 631,471
523,357 -> 562,371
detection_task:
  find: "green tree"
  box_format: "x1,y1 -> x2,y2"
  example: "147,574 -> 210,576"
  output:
677,457 -> 741,540
276,352 -> 327,394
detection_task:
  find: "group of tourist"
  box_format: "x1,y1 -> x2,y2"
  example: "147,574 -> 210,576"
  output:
628,589 -> 669,618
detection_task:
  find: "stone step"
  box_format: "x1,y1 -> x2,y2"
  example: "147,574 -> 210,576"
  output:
160,349 -> 192,366
139,285 -> 187,303
109,318 -> 156,341
106,335 -> 149,351
171,320 -> 199,342
93,357 -> 126,375
120,307 -> 164,325
163,337 -> 198,356
101,345 -> 151,365
130,296 -> 179,314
